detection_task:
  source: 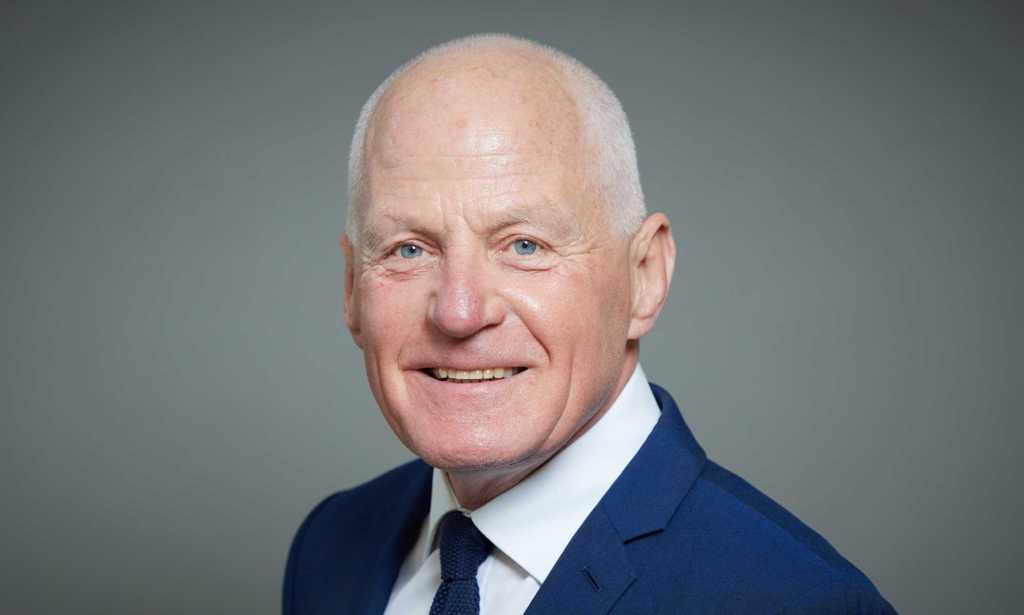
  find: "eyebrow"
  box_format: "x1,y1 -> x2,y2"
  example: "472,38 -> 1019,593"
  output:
359,212 -> 424,254
359,198 -> 584,253
483,201 -> 582,239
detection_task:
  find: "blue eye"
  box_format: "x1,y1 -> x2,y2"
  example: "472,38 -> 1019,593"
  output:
512,239 -> 538,255
397,244 -> 422,258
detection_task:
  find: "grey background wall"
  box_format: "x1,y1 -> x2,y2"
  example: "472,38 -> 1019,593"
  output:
3,1 -> 1021,613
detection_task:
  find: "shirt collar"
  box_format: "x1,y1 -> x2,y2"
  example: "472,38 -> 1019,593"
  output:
420,362 -> 661,583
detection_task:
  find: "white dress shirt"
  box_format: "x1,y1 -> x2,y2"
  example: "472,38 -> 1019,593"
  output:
382,363 -> 661,615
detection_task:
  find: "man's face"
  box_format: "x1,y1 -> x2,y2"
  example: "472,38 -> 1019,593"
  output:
344,54 -> 637,473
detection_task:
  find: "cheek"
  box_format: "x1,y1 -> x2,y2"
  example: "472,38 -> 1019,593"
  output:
569,269 -> 632,373
359,275 -> 429,350
508,266 -> 629,359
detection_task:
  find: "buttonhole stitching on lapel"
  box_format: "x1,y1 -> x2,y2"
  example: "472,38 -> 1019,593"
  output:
582,567 -> 601,592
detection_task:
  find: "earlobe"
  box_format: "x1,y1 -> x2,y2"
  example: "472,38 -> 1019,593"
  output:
627,213 -> 676,340
340,234 -> 364,348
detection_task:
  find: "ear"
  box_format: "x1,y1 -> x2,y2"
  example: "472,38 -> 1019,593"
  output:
627,213 -> 676,340
340,233 -> 364,348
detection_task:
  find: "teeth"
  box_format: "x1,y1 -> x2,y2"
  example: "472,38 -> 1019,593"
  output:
430,367 -> 522,381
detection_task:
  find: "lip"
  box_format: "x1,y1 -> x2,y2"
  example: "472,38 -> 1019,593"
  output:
419,367 -> 526,382
406,361 -> 532,371
410,367 -> 529,384
405,367 -> 532,406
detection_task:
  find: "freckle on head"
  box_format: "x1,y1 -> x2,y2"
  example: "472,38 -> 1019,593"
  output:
366,46 -> 581,163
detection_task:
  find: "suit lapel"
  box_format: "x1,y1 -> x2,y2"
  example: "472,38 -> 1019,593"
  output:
524,503 -> 636,615
358,461 -> 433,615
525,384 -> 706,615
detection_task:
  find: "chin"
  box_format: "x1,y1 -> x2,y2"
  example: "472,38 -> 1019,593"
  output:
408,430 -> 542,474
378,370 -> 564,471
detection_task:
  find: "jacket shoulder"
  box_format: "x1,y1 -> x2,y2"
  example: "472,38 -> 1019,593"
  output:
282,459 -> 431,615
678,460 -> 895,612
625,459 -> 895,613
698,460 -> 863,578
777,578 -> 898,614
292,458 -> 430,535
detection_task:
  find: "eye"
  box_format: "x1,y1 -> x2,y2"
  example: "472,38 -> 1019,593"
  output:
396,243 -> 423,259
512,239 -> 538,256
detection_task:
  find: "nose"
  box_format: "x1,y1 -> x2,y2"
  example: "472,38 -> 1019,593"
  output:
429,256 -> 503,338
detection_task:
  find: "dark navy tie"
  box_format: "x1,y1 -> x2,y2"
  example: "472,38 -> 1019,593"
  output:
429,511 -> 494,615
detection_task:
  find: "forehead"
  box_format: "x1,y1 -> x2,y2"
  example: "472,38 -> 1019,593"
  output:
363,162 -> 589,249
359,48 -> 601,238
367,49 -> 581,171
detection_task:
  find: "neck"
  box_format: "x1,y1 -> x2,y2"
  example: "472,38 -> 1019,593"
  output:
445,349 -> 640,510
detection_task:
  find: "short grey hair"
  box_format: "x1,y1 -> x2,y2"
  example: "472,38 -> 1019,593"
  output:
346,33 -> 646,245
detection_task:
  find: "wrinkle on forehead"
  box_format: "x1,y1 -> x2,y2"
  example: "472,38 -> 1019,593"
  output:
371,154 -> 556,185
365,46 -> 582,163
362,192 -> 586,253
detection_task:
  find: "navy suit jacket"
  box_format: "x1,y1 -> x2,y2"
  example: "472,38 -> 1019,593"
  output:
284,384 -> 896,614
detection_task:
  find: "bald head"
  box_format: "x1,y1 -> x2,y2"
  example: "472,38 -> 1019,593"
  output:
346,34 -> 645,246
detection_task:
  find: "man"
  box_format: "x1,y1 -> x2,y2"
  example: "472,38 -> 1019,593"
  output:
284,34 -> 895,614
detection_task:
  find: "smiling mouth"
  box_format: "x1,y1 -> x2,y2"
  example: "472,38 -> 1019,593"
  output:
422,367 -> 527,382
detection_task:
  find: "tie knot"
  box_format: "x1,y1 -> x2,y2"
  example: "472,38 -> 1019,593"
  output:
437,511 -> 493,581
